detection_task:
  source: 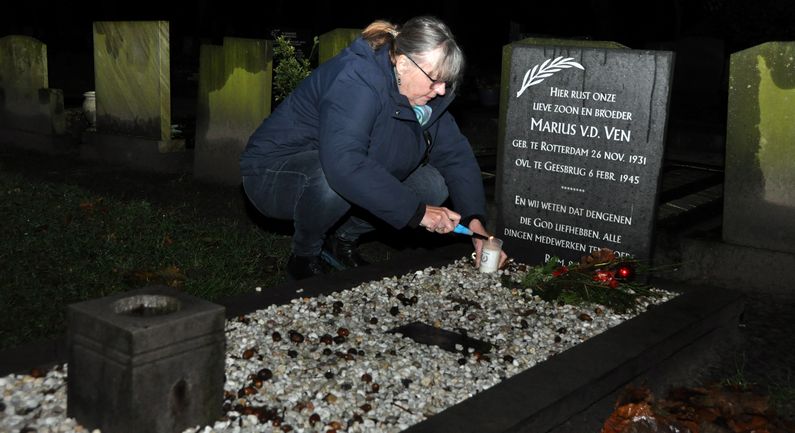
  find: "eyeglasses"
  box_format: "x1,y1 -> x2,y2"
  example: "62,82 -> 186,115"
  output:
403,54 -> 448,89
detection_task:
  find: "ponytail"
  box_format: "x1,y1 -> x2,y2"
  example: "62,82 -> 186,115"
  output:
362,20 -> 399,51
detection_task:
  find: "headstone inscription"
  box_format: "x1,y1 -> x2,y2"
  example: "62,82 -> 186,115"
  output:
723,42 -> 795,254
194,37 -> 272,185
269,28 -> 315,61
496,44 -> 673,266
497,39 -> 626,168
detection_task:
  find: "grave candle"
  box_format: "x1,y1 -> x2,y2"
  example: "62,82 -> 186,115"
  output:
479,237 -> 503,273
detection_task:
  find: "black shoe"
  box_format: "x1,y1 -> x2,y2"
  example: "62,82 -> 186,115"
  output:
324,236 -> 370,268
286,254 -> 328,280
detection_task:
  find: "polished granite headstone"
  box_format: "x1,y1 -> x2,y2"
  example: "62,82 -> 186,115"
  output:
194,37 -> 272,185
67,286 -> 225,433
724,42 -> 795,254
496,42 -> 673,266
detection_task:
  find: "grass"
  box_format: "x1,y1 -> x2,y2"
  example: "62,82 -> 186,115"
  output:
0,171 -> 291,350
769,368 -> 795,417
718,351 -> 795,420
720,351 -> 752,389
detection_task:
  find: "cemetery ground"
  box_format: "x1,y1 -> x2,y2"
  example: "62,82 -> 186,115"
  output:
0,144 -> 459,351
1,136 -> 795,429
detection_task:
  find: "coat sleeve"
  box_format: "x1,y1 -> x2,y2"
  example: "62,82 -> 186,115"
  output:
427,113 -> 488,223
318,70 -> 422,228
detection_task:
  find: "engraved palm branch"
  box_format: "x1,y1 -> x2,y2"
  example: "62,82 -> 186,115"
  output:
516,57 -> 585,98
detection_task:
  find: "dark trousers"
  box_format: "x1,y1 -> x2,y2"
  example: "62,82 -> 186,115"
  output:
242,150 -> 448,256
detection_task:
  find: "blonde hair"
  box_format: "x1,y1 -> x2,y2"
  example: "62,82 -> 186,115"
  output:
362,16 -> 464,92
362,20 -> 398,51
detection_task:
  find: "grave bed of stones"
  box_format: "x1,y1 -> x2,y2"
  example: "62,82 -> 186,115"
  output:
0,243 -> 742,433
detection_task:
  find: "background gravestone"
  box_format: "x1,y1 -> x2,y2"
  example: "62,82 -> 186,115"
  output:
92,21 -> 174,148
82,21 -> 187,172
318,28 -> 360,64
269,28 -> 314,61
724,42 -> 795,254
194,37 -> 272,185
0,35 -> 65,137
496,42 -> 673,266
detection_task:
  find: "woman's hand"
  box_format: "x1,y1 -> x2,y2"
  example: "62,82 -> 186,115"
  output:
468,219 -> 508,269
420,206 -> 460,234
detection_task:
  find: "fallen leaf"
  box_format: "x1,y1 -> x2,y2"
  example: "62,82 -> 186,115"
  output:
123,265 -> 186,288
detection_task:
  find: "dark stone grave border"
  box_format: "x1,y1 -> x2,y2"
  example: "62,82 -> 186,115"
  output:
0,241 -> 743,433
405,278 -> 742,433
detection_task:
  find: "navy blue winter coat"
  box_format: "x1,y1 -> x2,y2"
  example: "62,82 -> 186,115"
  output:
240,37 -> 486,229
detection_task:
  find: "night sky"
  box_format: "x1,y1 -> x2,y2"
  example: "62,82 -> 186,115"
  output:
3,0 -> 795,101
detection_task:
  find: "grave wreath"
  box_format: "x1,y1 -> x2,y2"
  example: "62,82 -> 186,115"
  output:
514,248 -> 663,313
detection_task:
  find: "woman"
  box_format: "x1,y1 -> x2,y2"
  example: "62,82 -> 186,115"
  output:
240,16 -> 507,280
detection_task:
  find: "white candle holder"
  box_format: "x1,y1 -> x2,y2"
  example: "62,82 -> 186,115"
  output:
479,237 -> 503,273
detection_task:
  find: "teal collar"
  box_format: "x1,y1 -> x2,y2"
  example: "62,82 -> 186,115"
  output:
412,105 -> 432,126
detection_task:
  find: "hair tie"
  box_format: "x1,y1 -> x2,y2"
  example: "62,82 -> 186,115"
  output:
387,28 -> 399,37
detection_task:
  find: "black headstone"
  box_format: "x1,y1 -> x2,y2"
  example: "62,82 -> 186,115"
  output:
496,44 -> 673,266
269,27 -> 315,60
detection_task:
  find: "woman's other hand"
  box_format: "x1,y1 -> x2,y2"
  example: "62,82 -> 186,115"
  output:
420,205 -> 460,234
468,219 -> 508,269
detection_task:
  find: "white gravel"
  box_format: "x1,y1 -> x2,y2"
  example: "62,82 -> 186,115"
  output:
0,257 -> 675,433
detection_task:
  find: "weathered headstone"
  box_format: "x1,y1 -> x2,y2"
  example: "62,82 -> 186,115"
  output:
724,42 -> 795,254
92,21 -> 172,144
318,28 -> 360,64
0,35 -> 65,137
82,21 -> 187,172
67,286 -> 225,433
194,37 -> 272,185
496,42 -> 673,266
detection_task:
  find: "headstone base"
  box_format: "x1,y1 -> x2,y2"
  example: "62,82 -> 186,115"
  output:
723,200 -> 795,255
654,230 -> 795,294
